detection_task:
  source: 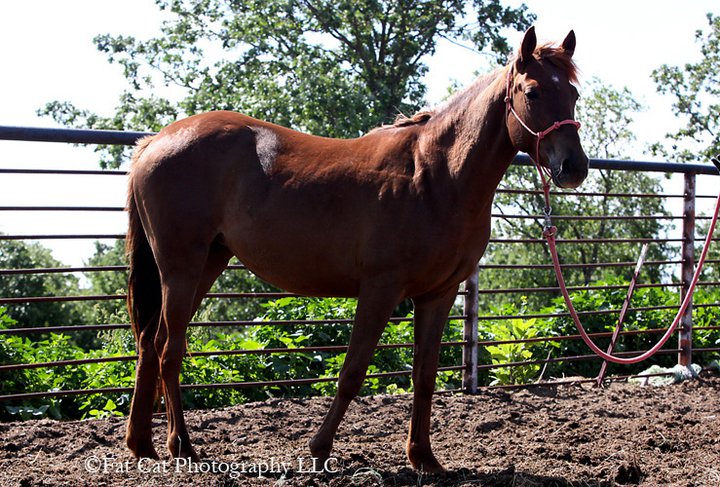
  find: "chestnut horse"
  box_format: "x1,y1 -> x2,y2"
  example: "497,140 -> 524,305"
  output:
125,27 -> 588,472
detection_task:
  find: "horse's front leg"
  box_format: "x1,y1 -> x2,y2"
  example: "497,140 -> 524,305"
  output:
309,283 -> 401,467
406,286 -> 458,473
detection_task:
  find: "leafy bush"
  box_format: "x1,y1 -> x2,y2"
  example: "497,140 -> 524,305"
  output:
478,297 -> 558,385
477,277 -> 720,384
3,281 -> 718,420
484,318 -> 546,385
0,310 -> 137,420
534,276 -> 682,378
0,296 -> 464,420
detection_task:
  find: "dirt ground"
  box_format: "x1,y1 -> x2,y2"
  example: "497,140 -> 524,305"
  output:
2,375 -> 720,487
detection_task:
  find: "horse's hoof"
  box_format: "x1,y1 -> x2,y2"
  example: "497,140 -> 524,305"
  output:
418,461 -> 446,475
308,436 -> 334,471
173,449 -> 200,463
407,443 -> 445,474
410,456 -> 446,475
168,438 -> 200,462
127,436 -> 160,460
135,446 -> 160,460
171,450 -> 200,462
309,437 -> 329,458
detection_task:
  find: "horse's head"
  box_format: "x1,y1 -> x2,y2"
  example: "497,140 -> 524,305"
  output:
505,27 -> 589,189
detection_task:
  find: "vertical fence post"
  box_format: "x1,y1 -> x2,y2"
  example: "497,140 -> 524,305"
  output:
679,172 -> 696,367
463,269 -> 479,393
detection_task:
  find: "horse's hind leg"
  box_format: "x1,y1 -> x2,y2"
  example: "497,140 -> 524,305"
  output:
127,242 -> 230,459
406,287 -> 458,473
309,283 -> 401,466
127,319 -> 161,459
154,246 -> 216,460
126,226 -> 162,459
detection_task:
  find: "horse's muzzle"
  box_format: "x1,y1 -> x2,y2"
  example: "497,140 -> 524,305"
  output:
551,151 -> 589,189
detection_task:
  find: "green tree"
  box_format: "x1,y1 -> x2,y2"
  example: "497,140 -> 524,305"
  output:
479,79 -> 671,308
651,13 -> 720,282
83,241 -> 129,325
650,13 -> 720,162
40,0 -> 534,167
0,239 -> 85,329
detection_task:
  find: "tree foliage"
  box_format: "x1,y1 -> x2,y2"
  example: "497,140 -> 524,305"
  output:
651,13 -> 720,162
650,13 -> 720,283
82,241 -> 129,325
40,0 -> 534,167
0,240 -> 85,329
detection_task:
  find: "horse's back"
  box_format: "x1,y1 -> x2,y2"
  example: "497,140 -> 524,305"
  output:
133,111 -> 273,171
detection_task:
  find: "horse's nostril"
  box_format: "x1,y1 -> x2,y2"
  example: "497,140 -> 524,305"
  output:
557,158 -> 571,180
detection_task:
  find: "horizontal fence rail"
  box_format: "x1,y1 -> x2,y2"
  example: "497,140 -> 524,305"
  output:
0,125 -> 153,145
1,126 -> 719,411
2,125 -> 719,174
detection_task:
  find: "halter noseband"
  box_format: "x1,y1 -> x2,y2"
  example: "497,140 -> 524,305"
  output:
504,68 -> 581,220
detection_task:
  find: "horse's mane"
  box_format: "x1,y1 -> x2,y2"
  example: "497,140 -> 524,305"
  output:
368,111 -> 433,133
381,41 -> 578,130
384,68 -> 498,131
534,43 -> 579,84
392,111 -> 434,127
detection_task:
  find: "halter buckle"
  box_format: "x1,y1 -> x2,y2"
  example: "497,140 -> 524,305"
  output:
543,205 -> 553,232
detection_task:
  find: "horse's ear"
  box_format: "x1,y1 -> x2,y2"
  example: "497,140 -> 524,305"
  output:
562,30 -> 576,58
517,26 -> 537,69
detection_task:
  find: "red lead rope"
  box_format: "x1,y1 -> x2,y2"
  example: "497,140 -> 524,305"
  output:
543,179 -> 720,364
505,68 -> 720,365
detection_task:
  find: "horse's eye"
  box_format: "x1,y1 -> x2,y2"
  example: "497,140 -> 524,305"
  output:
525,87 -> 540,100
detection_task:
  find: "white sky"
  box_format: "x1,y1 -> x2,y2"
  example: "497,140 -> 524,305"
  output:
0,0 -> 718,267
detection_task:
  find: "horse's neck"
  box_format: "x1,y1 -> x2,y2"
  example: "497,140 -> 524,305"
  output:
420,69 -> 517,209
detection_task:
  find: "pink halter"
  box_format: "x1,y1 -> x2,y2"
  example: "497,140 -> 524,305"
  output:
504,68 -> 581,213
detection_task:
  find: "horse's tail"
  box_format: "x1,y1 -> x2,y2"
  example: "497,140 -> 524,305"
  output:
126,136 -> 161,345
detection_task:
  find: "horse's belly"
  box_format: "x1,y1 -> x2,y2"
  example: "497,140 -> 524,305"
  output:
223,232 -> 362,297
249,261 -> 360,297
